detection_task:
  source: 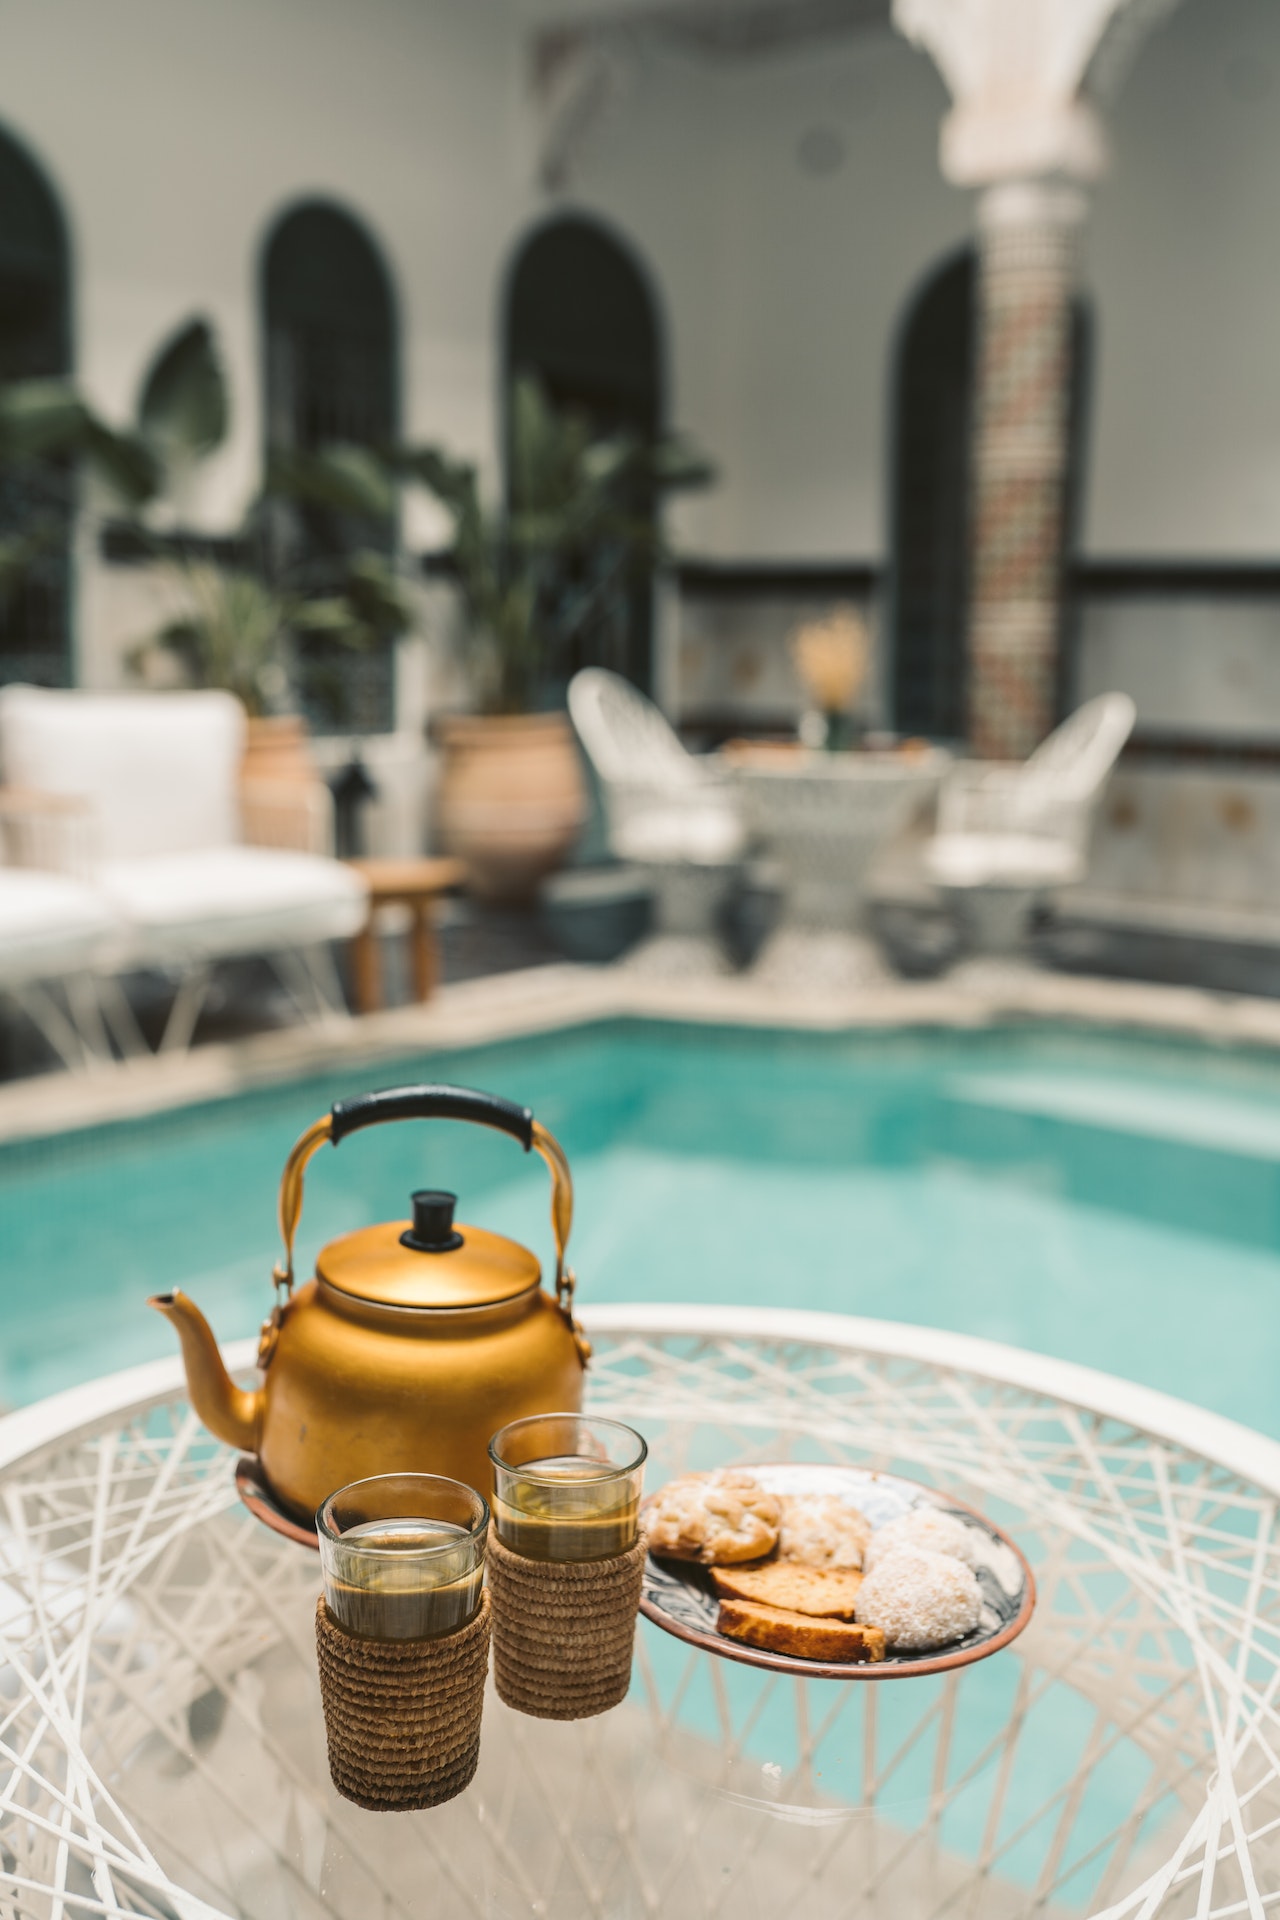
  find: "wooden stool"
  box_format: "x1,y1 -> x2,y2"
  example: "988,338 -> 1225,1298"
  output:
347,858 -> 465,1013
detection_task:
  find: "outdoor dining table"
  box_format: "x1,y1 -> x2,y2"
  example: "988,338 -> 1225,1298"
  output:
721,743 -> 950,982
0,1302 -> 1275,1918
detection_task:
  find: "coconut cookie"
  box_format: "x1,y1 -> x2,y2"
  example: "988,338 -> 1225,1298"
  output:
863,1507 -> 983,1575
643,1470 -> 782,1565
777,1494 -> 872,1570
854,1547 -> 982,1652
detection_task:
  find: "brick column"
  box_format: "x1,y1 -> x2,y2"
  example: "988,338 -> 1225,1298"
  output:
966,184 -> 1084,760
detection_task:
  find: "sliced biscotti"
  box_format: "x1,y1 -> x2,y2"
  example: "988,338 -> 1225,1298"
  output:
710,1562 -> 864,1619
717,1597 -> 886,1663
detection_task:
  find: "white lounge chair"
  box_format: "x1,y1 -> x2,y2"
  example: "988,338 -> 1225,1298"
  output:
568,668 -> 747,967
0,686 -> 369,1050
0,864 -> 122,1069
925,692 -> 1136,952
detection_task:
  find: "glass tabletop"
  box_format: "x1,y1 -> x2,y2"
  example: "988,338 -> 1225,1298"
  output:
0,1307 -> 1276,1918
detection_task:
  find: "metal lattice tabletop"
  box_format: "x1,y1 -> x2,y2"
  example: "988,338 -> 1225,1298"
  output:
1,1304 -> 1278,1919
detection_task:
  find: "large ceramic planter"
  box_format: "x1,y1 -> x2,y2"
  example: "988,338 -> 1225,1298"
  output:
435,712 -> 587,903
241,714 -> 317,787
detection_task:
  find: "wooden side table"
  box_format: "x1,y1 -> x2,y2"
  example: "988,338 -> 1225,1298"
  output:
346,857 -> 466,1013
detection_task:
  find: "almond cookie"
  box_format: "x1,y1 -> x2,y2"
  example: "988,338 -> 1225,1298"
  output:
777,1494 -> 872,1570
643,1470 -> 782,1565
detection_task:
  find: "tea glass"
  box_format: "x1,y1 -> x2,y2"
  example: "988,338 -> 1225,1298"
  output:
488,1413 -> 647,1563
316,1473 -> 488,1640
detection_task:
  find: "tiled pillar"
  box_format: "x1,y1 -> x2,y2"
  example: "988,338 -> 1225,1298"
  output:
966,184 -> 1084,760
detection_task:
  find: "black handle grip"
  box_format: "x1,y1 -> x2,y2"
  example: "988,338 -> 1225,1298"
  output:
330,1084 -> 534,1152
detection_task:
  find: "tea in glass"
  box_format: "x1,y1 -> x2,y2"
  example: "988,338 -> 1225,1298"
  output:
489,1415 -> 646,1563
317,1474 -> 488,1640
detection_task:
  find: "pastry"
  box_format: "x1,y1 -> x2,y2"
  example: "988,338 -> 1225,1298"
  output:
711,1562 -> 863,1619
643,1470 -> 782,1565
854,1547 -> 983,1651
777,1494 -> 871,1570
863,1507 -> 983,1574
717,1597 -> 885,1663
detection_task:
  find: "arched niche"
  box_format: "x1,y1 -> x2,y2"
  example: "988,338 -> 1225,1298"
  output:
888,247 -> 1093,741
261,200 -> 398,730
504,215 -> 662,694
262,199 -> 396,452
0,124 -> 71,688
888,249 -> 975,743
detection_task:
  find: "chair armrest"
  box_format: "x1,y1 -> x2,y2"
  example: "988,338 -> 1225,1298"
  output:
0,787 -> 96,875
240,778 -> 335,856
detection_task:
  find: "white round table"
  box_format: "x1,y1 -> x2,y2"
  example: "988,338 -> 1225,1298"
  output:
0,1304 -> 1275,1918
724,749 -> 948,985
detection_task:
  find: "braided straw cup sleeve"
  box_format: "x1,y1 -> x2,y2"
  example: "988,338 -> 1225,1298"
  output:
315,1589 -> 490,1811
486,1532 -> 646,1720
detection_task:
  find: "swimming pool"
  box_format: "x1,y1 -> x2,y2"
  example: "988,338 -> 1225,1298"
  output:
4,1016 -> 1279,1432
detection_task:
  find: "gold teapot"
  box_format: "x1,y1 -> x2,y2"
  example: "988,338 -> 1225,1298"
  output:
151,1084 -> 588,1521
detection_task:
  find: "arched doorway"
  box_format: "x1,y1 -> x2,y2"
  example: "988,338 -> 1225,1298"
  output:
261,200 -> 398,730
0,127 -> 71,688
888,249 -> 974,742
889,249 -> 1092,741
504,215 -> 662,694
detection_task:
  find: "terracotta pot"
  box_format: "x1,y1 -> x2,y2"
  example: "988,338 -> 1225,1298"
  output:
241,714 -> 317,786
435,712 -> 587,903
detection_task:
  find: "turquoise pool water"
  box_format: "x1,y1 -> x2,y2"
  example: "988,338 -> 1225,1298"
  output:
3,1016 -> 1280,1432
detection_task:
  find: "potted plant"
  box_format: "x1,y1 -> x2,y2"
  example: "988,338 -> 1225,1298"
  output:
119,320 -> 413,785
399,375 -> 713,900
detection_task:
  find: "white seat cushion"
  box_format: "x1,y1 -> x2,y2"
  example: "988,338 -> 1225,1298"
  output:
615,805 -> 747,867
926,833 -> 1084,891
0,686 -> 245,861
99,847 -> 369,966
0,869 -> 121,986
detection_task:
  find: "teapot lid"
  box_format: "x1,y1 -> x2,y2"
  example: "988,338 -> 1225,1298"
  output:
316,1189 -> 540,1310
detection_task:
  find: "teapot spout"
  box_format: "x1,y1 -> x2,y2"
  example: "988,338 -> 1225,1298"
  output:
149,1289 -> 262,1452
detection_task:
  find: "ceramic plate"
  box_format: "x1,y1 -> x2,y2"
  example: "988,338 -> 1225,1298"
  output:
640,1463 -> 1035,1681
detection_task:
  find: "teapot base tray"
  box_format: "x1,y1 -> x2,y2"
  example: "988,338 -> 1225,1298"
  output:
235,1455 -> 320,1551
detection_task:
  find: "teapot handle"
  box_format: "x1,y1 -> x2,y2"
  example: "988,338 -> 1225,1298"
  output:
272,1083 -> 578,1322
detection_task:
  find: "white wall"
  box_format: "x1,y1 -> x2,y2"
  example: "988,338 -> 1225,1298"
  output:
1087,0 -> 1280,557
567,27 -> 968,560
565,0 -> 1280,566
0,0 -> 527,689
0,0 -> 1275,779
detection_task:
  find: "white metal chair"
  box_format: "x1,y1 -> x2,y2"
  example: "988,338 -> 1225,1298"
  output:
568,668 -> 748,967
0,861 -> 122,1070
925,692 -> 1136,952
0,686 -> 369,1051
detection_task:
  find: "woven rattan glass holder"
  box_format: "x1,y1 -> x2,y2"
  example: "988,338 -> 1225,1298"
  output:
486,1532 -> 644,1719
487,1414 -> 647,1721
315,1590 -> 491,1809
315,1473 -> 491,1811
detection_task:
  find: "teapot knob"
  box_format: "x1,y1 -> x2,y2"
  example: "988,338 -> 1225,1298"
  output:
401,1189 -> 465,1254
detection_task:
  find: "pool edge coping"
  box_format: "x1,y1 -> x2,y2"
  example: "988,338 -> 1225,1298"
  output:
7,958 -> 1280,1147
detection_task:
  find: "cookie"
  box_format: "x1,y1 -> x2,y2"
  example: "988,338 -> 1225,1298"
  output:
863,1507 -> 983,1574
643,1470 -> 782,1565
717,1598 -> 885,1663
777,1495 -> 872,1570
711,1562 -> 864,1619
854,1546 -> 983,1652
